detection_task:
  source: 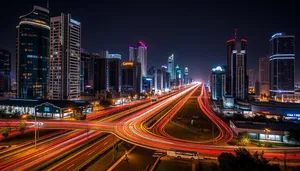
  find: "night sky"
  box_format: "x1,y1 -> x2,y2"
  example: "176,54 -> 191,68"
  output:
0,0 -> 299,82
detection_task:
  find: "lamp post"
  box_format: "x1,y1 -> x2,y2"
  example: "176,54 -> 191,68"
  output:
34,110 -> 37,149
264,128 -> 271,140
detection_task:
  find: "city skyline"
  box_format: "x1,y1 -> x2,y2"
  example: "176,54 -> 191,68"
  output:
0,1 -> 299,82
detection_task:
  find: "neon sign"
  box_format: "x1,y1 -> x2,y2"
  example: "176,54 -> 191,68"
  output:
122,62 -> 134,66
70,19 -> 80,25
271,33 -> 283,38
286,114 -> 300,117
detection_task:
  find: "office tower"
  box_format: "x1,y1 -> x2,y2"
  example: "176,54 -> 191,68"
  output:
94,56 -> 109,93
0,49 -> 11,92
147,66 -> 156,91
231,49 -> 248,100
129,41 -> 147,77
269,33 -> 295,96
226,30 -> 248,100
81,51 -> 95,92
167,54 -> 175,80
108,54 -> 121,93
156,69 -> 163,91
161,65 -> 170,90
49,14 -> 81,100
247,69 -> 255,93
121,61 -> 142,93
226,30 -> 247,96
16,6 -> 50,99
210,66 -> 226,101
259,56 -> 270,96
184,67 -> 189,85
175,65 -> 182,86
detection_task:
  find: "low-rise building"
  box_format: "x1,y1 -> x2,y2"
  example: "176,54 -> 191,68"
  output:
0,99 -> 92,119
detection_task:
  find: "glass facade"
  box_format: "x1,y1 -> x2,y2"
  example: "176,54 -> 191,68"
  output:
269,34 -> 295,96
16,6 -> 50,99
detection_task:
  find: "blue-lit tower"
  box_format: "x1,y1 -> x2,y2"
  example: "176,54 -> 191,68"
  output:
269,33 -> 295,96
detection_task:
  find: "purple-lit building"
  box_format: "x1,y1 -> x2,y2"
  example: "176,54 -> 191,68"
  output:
129,41 -> 147,77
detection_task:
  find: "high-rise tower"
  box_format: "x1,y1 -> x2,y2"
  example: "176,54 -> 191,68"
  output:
226,30 -> 248,100
167,54 -> 175,80
49,14 -> 81,100
16,6 -> 50,99
129,41 -> 147,77
269,33 -> 295,96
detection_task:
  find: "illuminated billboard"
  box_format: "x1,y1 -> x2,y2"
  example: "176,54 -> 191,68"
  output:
122,61 -> 134,66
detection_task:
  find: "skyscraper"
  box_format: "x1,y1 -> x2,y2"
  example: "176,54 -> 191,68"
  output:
156,69 -> 163,91
184,67 -> 189,85
121,61 -> 142,93
16,6 -> 50,99
49,14 -> 81,100
161,65 -> 170,90
0,49 -> 11,92
94,55 -> 109,93
259,56 -> 269,96
175,64 -> 182,86
226,30 -> 248,100
167,54 -> 175,80
81,51 -> 95,92
210,66 -> 226,101
269,33 -> 295,96
129,41 -> 147,77
108,54 -> 121,93
247,69 -> 255,93
231,49 -> 248,100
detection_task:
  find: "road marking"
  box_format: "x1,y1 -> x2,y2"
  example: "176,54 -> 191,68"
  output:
66,163 -> 74,170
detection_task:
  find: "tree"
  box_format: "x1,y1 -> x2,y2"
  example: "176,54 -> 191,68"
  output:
239,131 -> 250,146
218,148 -> 280,171
218,153 -> 235,171
18,120 -> 27,134
0,127 -> 10,138
286,129 -> 300,146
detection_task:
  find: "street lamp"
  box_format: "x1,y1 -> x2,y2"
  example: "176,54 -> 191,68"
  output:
264,128 -> 271,139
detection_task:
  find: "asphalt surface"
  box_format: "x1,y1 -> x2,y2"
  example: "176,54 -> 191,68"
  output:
112,146 -> 157,171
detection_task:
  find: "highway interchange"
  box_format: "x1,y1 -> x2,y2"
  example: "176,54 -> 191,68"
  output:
1,83 -> 300,170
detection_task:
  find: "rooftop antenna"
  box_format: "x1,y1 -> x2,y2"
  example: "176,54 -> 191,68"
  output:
47,0 -> 49,9
234,28 -> 237,39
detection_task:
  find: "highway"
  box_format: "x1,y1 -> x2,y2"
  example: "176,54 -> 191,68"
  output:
0,86 -> 191,170
2,82 -> 300,169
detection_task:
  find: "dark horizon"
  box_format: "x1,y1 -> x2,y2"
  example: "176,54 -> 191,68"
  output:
0,0 -> 299,82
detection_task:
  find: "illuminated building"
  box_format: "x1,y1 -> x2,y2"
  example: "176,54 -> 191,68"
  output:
259,56 -> 269,96
175,64 -> 182,86
269,33 -> 295,96
210,66 -> 226,101
156,69 -> 163,91
129,41 -> 147,77
231,49 -> 248,100
147,66 -> 156,91
16,6 -> 50,99
49,14 -> 81,100
121,61 -> 142,93
247,69 -> 255,94
167,54 -> 175,80
94,54 -> 109,93
226,30 -> 247,97
0,49 -> 11,92
184,67 -> 189,85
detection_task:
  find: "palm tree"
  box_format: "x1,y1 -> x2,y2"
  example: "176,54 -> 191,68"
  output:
286,129 -> 300,146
